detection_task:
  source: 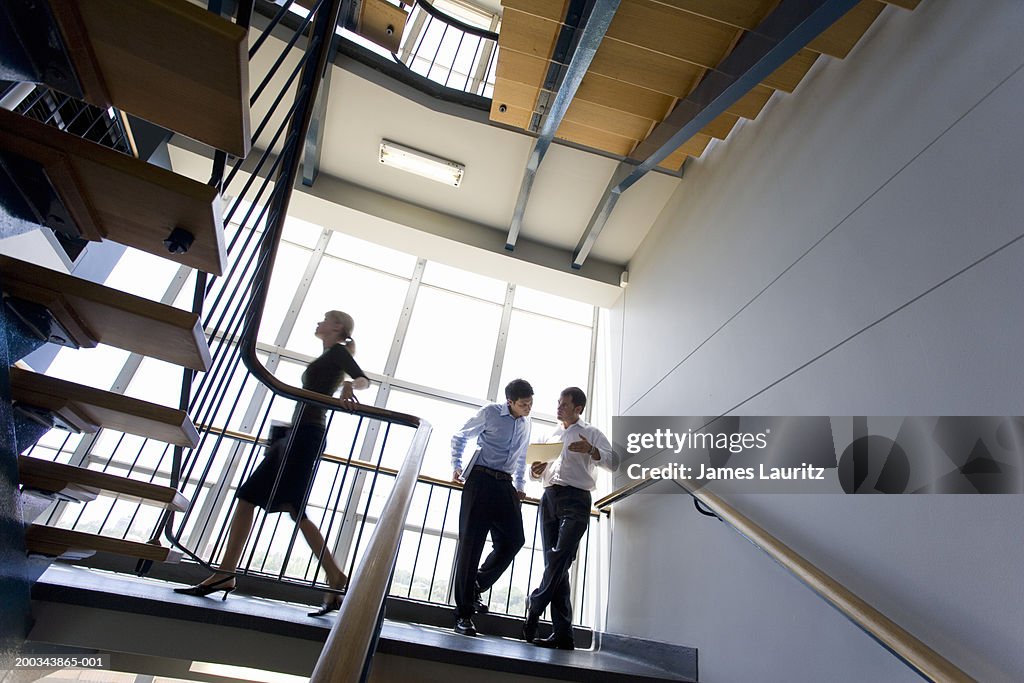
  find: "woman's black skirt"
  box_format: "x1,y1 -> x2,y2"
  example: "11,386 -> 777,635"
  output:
236,423 -> 326,515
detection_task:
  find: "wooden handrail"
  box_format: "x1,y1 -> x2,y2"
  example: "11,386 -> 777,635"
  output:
310,421 -> 433,682
596,478 -> 975,682
192,423 -> 604,514
244,370 -> 420,429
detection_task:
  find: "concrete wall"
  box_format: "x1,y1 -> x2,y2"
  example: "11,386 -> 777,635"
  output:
606,1 -> 1024,681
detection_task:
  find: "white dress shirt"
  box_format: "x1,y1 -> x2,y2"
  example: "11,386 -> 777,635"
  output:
538,418 -> 617,491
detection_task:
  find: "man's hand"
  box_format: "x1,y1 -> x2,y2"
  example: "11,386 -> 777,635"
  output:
517,489 -> 527,501
452,468 -> 463,484
530,461 -> 548,478
569,434 -> 599,460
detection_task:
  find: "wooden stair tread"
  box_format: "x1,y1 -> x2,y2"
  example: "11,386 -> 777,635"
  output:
9,366 -> 200,448
0,255 -> 211,371
18,455 -> 189,511
25,524 -> 178,561
0,108 -> 226,276
50,0 -> 251,157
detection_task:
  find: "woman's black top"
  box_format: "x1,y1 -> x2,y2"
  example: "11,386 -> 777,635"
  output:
237,342 -> 366,514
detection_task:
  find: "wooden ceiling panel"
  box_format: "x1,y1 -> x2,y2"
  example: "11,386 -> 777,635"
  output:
808,0 -> 885,59
606,0 -> 738,69
656,133 -> 712,170
565,99 -> 655,140
490,100 -> 534,129
726,84 -> 774,119
495,49 -> 549,87
492,78 -> 541,112
555,120 -> 638,156
491,0 -> 915,162
499,9 -> 561,60
644,0 -> 777,31
501,0 -> 569,23
761,48 -> 820,92
574,73 -> 675,121
589,39 -> 704,97
700,111 -> 740,140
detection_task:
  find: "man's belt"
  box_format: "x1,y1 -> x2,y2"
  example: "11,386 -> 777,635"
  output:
473,465 -> 513,482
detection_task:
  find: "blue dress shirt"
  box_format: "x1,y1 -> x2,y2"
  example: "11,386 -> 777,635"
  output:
451,402 -> 531,491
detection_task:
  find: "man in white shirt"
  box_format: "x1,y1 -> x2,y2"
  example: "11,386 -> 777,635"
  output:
523,387 -> 617,650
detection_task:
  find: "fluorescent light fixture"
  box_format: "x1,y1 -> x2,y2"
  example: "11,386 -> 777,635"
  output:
379,140 -> 464,187
190,661 -> 309,683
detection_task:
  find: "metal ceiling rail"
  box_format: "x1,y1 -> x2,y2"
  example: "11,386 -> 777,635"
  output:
505,0 -> 621,251
571,0 -> 862,269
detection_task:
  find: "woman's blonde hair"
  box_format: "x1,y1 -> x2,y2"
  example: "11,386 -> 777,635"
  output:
326,310 -> 356,355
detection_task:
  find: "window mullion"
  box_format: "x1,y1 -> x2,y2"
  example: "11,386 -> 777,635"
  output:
487,283 -> 515,403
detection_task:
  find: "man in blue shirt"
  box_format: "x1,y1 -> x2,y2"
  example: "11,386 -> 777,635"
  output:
450,378 -> 533,636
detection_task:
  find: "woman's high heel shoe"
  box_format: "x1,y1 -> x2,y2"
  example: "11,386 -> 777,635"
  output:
174,575 -> 236,601
308,593 -> 343,617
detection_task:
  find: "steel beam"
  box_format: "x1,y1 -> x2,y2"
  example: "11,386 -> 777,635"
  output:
505,0 -> 620,251
302,34 -> 339,187
572,0 -> 860,268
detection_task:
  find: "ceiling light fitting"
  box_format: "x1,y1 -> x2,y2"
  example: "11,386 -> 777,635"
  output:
379,140 -> 464,187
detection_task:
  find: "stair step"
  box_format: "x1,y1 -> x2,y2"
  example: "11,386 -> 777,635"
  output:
1,255 -> 211,371
24,525 -> 181,562
9,366 -> 200,448
18,455 -> 189,511
295,0 -> 408,52
357,0 -> 408,53
0,108 -> 226,275
49,0 -> 251,157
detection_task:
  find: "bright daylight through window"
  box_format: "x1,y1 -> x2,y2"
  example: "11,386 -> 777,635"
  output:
25,212 -> 611,627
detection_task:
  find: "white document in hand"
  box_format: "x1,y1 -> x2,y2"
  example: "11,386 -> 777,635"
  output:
526,442 -> 562,464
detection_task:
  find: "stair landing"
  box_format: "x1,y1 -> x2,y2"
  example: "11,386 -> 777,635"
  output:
29,564 -> 697,682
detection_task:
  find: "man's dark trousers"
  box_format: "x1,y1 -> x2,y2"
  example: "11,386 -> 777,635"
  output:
528,485 -> 590,637
454,467 -> 525,618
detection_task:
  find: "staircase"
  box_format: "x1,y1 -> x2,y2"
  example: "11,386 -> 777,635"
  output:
1,0 -> 249,659
4,2 -> 696,681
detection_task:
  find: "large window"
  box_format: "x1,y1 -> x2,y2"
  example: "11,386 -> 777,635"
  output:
29,214 -> 608,626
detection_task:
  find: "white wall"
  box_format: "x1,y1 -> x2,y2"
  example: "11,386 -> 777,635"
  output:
607,1 -> 1024,681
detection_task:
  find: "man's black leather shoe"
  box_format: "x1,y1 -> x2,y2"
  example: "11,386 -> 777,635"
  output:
522,613 -> 539,642
474,583 -> 489,614
454,617 -> 478,636
533,634 -> 575,650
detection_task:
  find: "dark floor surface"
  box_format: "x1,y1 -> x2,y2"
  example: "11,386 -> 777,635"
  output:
30,563 -> 696,682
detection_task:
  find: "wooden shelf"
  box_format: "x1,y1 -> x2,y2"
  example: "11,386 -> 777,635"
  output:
0,109 -> 226,276
9,366 -> 200,448
1,255 -> 211,371
49,0 -> 251,157
25,524 -> 180,562
19,455 -> 189,512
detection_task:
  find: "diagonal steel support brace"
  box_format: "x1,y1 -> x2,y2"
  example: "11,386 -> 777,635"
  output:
505,0 -> 620,251
572,0 -> 860,269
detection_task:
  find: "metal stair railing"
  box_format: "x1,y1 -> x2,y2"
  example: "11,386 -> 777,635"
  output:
594,480 -> 976,682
